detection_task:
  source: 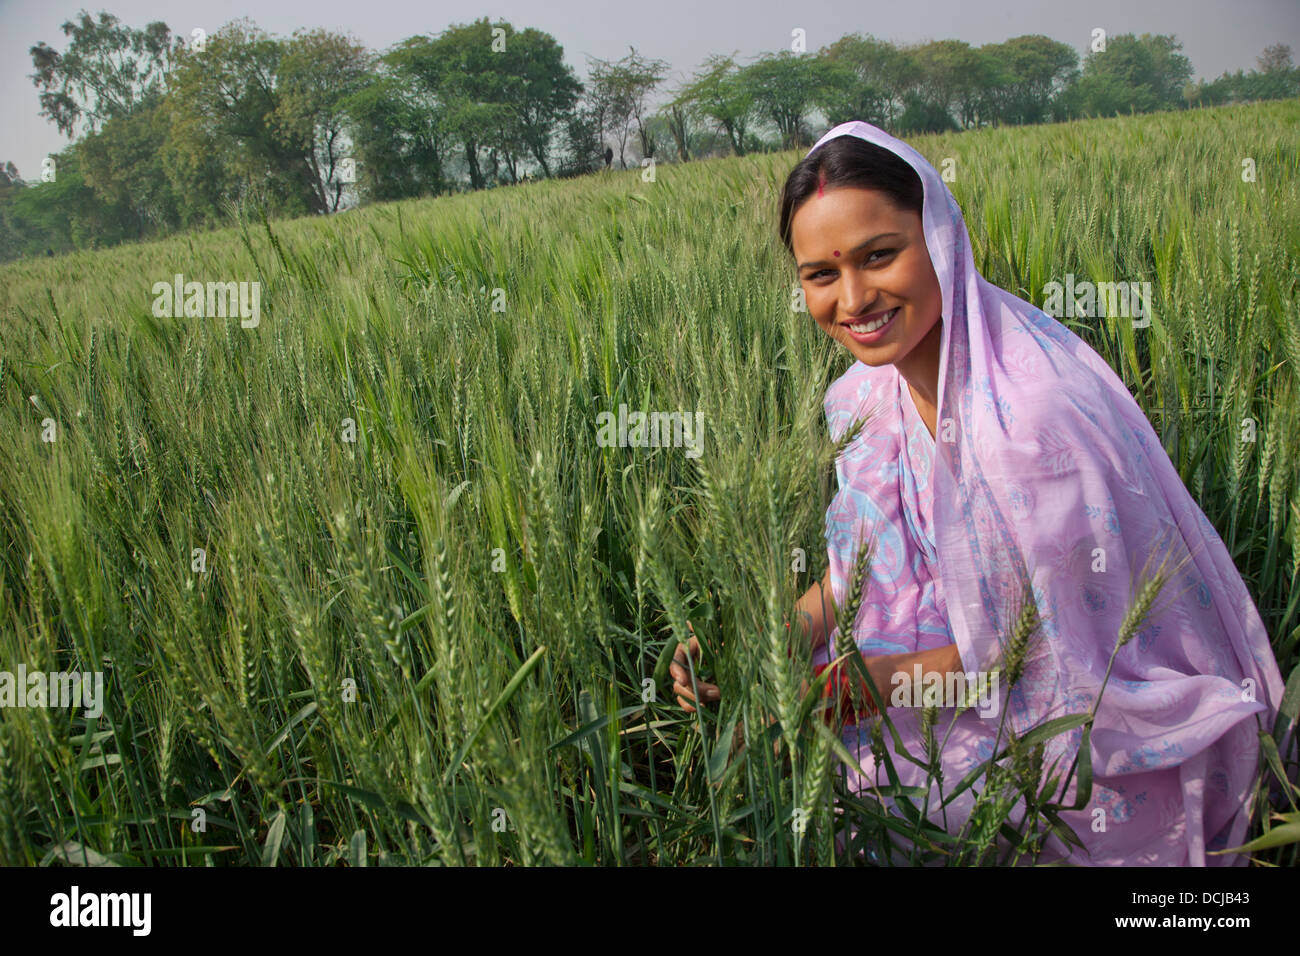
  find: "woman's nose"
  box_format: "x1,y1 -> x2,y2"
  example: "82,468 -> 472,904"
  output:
838,268 -> 877,318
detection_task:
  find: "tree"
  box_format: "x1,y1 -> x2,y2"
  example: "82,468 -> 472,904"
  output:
1065,70 -> 1151,117
623,48 -> 670,164
1140,34 -> 1195,107
164,19 -> 322,219
675,54 -> 754,156
344,70 -> 449,201
1188,46 -> 1299,108
587,48 -> 668,168
818,35 -> 904,129
0,163 -> 27,261
741,50 -> 836,149
2,147 -> 127,255
385,23 -> 505,190
29,9 -> 180,138
557,103 -> 604,177
386,19 -> 575,190
658,91 -> 696,163
1257,43 -> 1293,74
275,29 -> 372,212
1068,33 -> 1193,117
953,47 -> 1004,128
505,27 -> 584,178
895,91 -> 960,135
979,35 -> 1078,126
907,40 -> 984,129
1242,44 -> 1300,101
77,95 -> 180,236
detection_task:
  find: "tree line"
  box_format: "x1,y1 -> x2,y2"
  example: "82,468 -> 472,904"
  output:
1,10 -> 1295,262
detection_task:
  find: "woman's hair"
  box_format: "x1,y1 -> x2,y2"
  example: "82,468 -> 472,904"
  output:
777,136 -> 925,256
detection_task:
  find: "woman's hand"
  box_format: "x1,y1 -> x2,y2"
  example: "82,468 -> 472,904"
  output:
814,652 -> 900,724
669,621 -> 719,713
857,653 -> 899,717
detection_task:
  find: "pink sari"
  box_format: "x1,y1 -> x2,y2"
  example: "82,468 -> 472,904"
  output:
808,121 -> 1287,865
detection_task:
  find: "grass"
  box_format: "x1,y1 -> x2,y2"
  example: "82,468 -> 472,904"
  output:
0,98 -> 1297,865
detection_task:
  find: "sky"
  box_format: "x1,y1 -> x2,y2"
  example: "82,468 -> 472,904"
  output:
1,0 -> 1297,181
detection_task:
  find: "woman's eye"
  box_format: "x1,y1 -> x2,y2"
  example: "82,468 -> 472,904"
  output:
807,249 -> 896,281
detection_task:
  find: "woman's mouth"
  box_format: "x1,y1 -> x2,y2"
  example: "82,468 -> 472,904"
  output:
842,307 -> 899,343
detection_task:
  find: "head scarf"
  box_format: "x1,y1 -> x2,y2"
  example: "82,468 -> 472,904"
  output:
805,121 -> 1287,862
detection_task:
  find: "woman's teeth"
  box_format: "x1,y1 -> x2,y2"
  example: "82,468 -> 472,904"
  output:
848,308 -> 898,334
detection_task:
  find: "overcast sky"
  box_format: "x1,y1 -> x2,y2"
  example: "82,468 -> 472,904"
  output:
1,0 -> 1297,180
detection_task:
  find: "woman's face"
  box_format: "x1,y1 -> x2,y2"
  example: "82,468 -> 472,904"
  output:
790,185 -> 942,368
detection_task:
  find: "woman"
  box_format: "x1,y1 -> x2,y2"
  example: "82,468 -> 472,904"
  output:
672,120 -> 1287,865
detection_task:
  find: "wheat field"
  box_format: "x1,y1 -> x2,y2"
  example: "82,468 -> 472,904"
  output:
0,99 -> 1297,865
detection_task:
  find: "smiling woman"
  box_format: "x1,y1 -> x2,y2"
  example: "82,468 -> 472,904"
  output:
781,141 -> 943,444
767,121 -> 1287,866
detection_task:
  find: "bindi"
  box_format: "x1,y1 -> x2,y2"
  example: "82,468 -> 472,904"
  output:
833,250 -> 840,257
